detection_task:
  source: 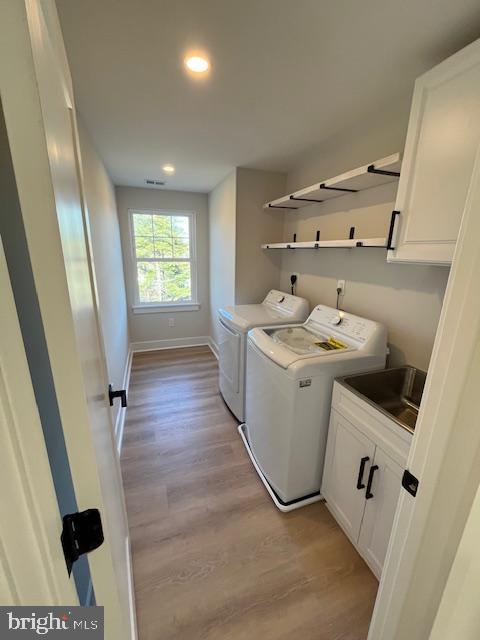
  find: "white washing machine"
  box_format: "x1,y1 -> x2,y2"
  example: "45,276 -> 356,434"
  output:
242,305 -> 387,511
217,290 -> 309,421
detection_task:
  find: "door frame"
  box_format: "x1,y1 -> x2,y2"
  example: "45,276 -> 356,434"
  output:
368,145 -> 480,638
0,2 -> 136,637
0,237 -> 78,605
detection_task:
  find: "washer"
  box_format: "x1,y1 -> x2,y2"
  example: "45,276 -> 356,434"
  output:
242,304 -> 387,511
217,290 -> 309,421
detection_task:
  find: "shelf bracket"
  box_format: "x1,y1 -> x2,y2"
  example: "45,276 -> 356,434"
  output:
387,210 -> 400,250
289,195 -> 324,203
268,203 -> 298,210
367,164 -> 400,178
320,183 -> 358,193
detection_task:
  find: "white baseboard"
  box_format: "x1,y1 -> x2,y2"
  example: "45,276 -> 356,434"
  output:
208,337 -> 219,359
115,347 -> 133,455
130,336 -> 212,353
125,535 -> 138,640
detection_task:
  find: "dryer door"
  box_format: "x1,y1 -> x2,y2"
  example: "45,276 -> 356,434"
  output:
218,317 -> 241,393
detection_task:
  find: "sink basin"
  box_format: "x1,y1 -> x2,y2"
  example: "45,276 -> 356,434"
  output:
338,366 -> 427,433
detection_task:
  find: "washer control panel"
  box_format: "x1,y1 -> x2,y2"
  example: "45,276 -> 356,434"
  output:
308,305 -> 377,344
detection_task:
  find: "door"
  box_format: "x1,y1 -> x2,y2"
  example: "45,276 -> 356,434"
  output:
428,483 -> 480,640
368,149 -> 480,638
358,448 -> 404,579
322,410 -> 376,543
0,2 -> 135,638
0,238 -> 78,605
388,38 -> 480,265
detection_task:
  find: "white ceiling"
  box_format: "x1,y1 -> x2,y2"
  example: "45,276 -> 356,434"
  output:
57,0 -> 480,193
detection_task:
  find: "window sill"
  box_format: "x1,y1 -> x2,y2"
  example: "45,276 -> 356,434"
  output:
132,303 -> 201,314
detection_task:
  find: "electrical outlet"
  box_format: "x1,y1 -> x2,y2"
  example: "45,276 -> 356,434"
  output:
337,279 -> 346,295
168,317 -> 175,327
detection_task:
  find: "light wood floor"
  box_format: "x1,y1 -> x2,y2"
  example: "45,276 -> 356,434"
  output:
121,346 -> 378,640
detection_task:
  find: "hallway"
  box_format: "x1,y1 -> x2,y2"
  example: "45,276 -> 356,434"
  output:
121,346 -> 377,640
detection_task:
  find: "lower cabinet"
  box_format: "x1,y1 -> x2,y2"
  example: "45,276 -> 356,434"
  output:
321,412 -> 376,543
357,447 -> 404,578
322,385 -> 412,580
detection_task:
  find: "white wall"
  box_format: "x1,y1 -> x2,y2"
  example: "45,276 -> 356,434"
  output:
208,170 -> 236,348
235,168 -> 285,304
278,98 -> 450,370
78,121 -> 130,429
116,186 -> 210,345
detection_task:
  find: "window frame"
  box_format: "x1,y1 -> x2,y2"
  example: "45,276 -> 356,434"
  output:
128,208 -> 199,312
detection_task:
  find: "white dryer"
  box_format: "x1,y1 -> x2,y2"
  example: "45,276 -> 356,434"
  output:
217,290 -> 309,421
242,305 -> 387,511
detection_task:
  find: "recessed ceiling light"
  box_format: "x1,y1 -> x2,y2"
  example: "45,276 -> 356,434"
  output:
162,164 -> 175,175
185,55 -> 210,74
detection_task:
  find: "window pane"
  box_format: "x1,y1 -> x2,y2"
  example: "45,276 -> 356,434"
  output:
172,216 -> 189,237
133,213 -> 153,236
134,235 -> 155,258
136,262 -> 161,303
162,262 -> 191,301
173,237 -> 190,258
137,261 -> 191,303
152,215 -> 172,238
154,238 -> 173,258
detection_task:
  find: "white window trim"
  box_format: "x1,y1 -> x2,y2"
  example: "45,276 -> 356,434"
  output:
128,208 -> 199,311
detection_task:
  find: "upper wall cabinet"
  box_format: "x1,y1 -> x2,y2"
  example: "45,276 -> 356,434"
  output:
388,39 -> 480,266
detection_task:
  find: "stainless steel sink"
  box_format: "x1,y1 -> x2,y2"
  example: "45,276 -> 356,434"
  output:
338,366 -> 427,433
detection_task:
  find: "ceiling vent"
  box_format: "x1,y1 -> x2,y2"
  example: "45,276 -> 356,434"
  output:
145,179 -> 165,186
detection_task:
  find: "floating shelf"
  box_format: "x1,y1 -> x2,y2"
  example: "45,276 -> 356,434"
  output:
262,237 -> 388,250
264,153 -> 402,211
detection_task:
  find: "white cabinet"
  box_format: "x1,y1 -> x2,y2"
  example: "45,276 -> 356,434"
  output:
357,448 -> 404,578
388,38 -> 480,265
322,411 -> 376,542
322,382 -> 412,579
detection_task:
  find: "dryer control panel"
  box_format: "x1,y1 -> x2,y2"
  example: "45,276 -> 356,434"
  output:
263,290 -> 309,317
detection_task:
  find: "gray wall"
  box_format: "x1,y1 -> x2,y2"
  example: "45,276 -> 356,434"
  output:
208,170 -> 236,348
235,168 -> 285,304
116,186 -> 210,345
208,168 -> 286,346
279,97 -> 450,370
78,121 -> 129,430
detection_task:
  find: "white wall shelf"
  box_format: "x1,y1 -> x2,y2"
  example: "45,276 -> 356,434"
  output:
262,237 -> 387,250
263,153 -> 402,211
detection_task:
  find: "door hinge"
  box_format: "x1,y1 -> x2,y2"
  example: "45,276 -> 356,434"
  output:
61,509 -> 104,576
402,469 -> 419,497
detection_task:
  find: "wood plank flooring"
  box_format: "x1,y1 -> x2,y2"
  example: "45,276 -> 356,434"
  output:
121,346 -> 378,640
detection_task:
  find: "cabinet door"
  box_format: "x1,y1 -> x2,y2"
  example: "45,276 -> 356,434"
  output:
322,410 -> 376,543
358,447 -> 404,579
388,39 -> 480,265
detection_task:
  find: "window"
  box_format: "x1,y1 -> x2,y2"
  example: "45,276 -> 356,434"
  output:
129,209 -> 197,309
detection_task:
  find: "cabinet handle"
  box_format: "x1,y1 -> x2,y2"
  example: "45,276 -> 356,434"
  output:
356,456 -> 370,490
365,465 -> 379,500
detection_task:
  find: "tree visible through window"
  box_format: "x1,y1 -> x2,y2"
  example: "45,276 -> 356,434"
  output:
130,211 -> 195,304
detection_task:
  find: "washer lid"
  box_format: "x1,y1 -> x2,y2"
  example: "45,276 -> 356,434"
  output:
268,326 -> 350,355
248,305 -> 387,369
